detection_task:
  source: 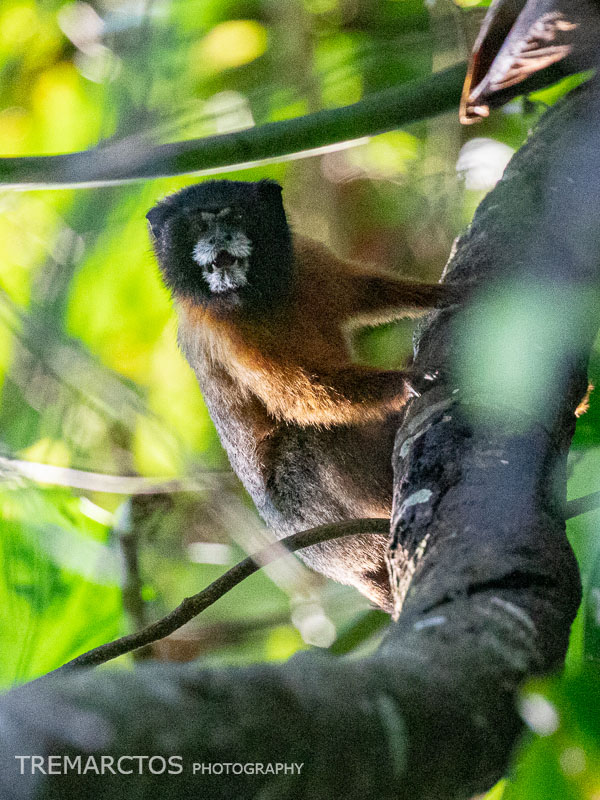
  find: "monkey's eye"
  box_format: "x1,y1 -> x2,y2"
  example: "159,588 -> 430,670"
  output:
231,210 -> 244,224
193,217 -> 209,233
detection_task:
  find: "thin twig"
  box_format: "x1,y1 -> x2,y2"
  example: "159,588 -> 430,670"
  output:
4,453 -> 598,515
0,455 -> 232,494
43,518 -> 389,678
0,64 -> 466,189
115,501 -> 152,661
566,491 -> 600,520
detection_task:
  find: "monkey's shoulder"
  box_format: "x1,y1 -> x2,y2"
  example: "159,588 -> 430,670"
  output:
176,258 -> 350,378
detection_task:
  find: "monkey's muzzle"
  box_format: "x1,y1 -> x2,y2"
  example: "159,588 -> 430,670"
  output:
200,249 -> 250,294
208,250 -> 238,271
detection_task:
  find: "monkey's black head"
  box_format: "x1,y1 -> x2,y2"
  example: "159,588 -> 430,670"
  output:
147,179 -> 294,314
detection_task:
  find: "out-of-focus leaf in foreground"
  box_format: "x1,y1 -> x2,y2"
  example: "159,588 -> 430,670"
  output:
0,485 -> 122,686
504,669 -> 600,800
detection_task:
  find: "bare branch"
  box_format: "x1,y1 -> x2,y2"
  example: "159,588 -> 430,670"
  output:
566,490 -> 600,520
0,455 -> 232,494
44,518 -> 389,676
0,64 -> 465,189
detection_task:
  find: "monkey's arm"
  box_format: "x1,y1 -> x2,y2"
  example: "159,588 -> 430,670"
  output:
175,311 -> 395,428
293,238 -> 460,325
341,269 -> 461,325
213,275 -> 450,427
224,348 -> 413,427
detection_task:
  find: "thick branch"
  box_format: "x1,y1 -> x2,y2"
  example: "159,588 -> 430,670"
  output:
0,64 -> 465,189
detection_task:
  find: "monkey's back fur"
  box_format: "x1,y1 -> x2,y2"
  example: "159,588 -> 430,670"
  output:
179,329 -> 398,609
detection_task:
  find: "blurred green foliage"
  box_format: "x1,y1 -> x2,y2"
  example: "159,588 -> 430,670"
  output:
0,484 -> 120,684
0,1 -> 598,796
505,670 -> 600,800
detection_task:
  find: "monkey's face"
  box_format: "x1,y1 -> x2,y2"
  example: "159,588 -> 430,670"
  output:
147,179 -> 294,313
190,207 -> 252,295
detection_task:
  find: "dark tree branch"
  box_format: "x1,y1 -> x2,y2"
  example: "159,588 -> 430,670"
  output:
0,79 -> 598,800
0,64 -> 465,189
114,501 -> 152,662
566,489 -> 600,519
45,519 -> 388,676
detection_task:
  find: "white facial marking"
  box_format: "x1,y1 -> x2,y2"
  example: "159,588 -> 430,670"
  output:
191,217 -> 253,294
203,263 -> 249,294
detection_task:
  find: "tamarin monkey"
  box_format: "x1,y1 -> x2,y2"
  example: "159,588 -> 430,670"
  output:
147,179 -> 459,611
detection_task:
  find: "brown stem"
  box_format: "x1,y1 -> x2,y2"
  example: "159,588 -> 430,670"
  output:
43,518 -> 389,678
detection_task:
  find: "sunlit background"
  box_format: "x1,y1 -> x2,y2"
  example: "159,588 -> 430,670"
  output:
0,2 -> 599,796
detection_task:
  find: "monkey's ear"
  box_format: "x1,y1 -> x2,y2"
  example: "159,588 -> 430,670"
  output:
257,179 -> 283,198
146,204 -> 171,239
